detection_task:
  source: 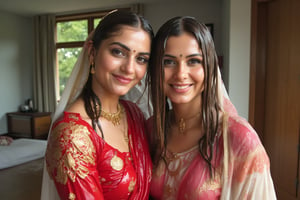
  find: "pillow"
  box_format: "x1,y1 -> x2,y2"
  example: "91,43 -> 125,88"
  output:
0,136 -> 13,146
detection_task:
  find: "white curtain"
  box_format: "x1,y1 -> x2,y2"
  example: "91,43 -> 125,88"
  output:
33,15 -> 57,113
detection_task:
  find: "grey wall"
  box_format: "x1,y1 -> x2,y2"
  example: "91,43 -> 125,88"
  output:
227,0 -> 251,119
144,0 -> 223,54
0,0 -> 252,134
0,11 -> 34,133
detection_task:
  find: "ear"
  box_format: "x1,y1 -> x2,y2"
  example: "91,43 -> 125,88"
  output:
89,48 -> 95,65
90,62 -> 95,74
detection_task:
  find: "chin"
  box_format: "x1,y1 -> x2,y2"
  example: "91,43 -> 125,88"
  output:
117,89 -> 131,97
168,98 -> 191,105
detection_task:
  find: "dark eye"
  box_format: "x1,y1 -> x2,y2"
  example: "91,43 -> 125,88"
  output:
111,48 -> 126,57
163,59 -> 176,67
187,58 -> 202,66
136,56 -> 149,65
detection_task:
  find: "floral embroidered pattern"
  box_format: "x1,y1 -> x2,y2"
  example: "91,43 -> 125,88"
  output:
110,155 -> 124,171
198,167 -> 222,194
69,192 -> 76,200
46,120 -> 96,184
128,179 -> 136,192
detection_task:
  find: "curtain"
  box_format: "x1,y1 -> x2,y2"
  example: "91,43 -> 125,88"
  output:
131,4 -> 144,15
33,15 -> 56,113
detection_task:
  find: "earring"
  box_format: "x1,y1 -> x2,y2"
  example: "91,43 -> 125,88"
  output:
138,81 -> 142,86
90,62 -> 95,74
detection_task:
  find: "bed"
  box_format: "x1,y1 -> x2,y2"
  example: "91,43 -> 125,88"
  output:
0,138 -> 47,200
0,138 -> 47,169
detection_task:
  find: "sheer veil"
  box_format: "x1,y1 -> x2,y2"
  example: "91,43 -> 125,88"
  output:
40,34 -> 91,200
40,23 -> 230,199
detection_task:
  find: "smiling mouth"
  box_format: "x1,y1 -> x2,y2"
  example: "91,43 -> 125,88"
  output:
170,84 -> 193,93
172,84 -> 192,89
114,74 -> 133,84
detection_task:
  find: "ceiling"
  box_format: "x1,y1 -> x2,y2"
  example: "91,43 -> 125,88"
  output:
0,0 -> 158,17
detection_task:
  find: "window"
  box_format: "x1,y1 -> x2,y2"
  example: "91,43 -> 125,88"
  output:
55,10 -> 120,100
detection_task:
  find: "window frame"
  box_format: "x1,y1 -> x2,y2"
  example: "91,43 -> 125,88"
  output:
54,8 -> 130,100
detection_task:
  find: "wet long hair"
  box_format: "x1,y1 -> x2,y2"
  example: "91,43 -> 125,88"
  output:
147,16 -> 221,176
80,10 -> 154,138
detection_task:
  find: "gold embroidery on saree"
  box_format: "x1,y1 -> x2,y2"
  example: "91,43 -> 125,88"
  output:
110,155 -> 124,171
128,179 -> 136,192
46,119 -> 96,184
69,192 -> 76,200
198,167 -> 222,194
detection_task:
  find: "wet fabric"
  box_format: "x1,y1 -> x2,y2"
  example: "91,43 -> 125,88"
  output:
46,100 -> 152,200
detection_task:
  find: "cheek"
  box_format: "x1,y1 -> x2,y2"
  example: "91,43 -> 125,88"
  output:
193,68 -> 205,89
95,51 -> 119,70
135,66 -> 147,80
163,68 -> 172,82
163,70 -> 171,94
194,66 -> 204,79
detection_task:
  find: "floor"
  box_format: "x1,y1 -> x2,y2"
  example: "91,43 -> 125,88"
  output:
0,158 -> 44,200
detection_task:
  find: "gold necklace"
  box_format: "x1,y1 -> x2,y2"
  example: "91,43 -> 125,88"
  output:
100,103 -> 123,126
176,112 -> 201,134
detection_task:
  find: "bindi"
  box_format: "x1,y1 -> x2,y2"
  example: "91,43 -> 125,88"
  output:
179,54 -> 183,57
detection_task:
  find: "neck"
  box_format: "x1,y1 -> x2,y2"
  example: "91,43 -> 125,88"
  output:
92,87 -> 120,113
171,103 -> 202,135
172,101 -> 201,120
95,95 -> 120,113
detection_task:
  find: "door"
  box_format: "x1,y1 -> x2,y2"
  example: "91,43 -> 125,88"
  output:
250,0 -> 300,199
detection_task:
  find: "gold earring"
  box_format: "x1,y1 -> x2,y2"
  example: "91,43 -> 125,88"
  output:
90,62 -> 95,74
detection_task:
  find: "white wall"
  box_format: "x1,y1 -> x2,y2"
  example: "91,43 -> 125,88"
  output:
0,11 -> 34,134
228,0 -> 251,119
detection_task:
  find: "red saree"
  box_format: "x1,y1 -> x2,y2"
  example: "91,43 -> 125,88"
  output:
45,100 -> 152,200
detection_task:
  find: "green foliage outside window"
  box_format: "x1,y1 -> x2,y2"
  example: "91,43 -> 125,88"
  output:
56,20 -> 88,97
94,18 -> 101,28
57,20 -> 88,42
56,17 -> 103,98
57,47 -> 82,95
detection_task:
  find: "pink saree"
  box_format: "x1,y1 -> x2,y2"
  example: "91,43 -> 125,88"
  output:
151,112 -> 277,199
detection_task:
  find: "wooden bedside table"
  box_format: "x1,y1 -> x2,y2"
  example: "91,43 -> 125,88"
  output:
6,112 -> 51,139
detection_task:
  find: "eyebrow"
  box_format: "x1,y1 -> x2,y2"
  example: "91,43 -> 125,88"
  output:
164,53 -> 203,58
110,42 -> 150,56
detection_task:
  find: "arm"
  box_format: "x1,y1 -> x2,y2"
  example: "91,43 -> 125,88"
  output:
222,116 -> 277,199
46,118 -> 104,200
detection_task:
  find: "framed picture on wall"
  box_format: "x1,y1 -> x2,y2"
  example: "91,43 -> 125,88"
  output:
205,23 -> 214,39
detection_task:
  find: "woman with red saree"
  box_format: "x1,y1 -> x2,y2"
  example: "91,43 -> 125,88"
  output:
147,16 -> 277,199
41,10 -> 154,200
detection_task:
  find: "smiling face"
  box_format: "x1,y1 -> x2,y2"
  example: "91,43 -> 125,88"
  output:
163,32 -> 204,105
90,25 -> 151,99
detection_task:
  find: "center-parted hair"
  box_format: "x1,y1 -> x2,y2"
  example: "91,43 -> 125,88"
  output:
81,10 -> 154,138
147,16 -> 221,176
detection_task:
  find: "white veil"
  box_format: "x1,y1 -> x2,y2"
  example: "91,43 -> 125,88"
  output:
40,38 -> 90,200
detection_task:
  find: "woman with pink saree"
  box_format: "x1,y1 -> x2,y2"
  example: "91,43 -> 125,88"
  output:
147,16 -> 277,200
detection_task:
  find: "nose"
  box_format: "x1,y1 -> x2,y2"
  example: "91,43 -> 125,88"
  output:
121,56 -> 135,74
175,60 -> 188,80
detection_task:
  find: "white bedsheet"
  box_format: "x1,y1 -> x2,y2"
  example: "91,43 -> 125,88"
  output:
0,138 -> 47,169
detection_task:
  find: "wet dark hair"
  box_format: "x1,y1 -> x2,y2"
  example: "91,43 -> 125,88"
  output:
147,16 -> 220,176
81,10 -> 154,138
